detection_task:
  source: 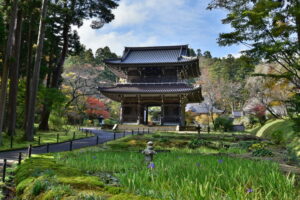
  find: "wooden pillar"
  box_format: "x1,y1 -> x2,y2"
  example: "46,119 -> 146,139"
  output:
120,106 -> 123,123
142,105 -> 146,125
183,66 -> 188,79
161,95 -> 164,125
145,106 -> 148,125
179,103 -> 182,125
120,99 -> 123,124
180,96 -> 186,127
180,103 -> 186,126
137,95 -> 141,124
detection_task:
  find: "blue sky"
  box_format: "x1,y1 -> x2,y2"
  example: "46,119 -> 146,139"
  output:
75,0 -> 245,58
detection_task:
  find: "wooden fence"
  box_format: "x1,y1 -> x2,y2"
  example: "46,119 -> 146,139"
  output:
1,128 -> 152,182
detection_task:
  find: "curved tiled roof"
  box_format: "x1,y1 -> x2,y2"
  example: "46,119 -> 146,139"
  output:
105,45 -> 198,65
99,83 -> 198,94
99,83 -> 203,103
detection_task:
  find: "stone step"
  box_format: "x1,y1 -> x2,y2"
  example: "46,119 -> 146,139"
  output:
117,124 -> 177,132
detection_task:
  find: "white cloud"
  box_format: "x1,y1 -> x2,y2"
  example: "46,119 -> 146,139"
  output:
73,0 -> 242,58
110,1 -> 149,27
74,21 -> 157,55
74,0 -> 203,55
109,0 -> 187,28
231,46 -> 250,58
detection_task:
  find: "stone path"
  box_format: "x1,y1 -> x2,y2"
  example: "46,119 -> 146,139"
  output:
0,128 -> 131,162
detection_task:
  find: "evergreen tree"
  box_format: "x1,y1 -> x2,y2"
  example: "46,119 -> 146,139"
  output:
208,0 -> 300,129
208,0 -> 300,88
39,0 -> 119,130
25,0 -> 48,140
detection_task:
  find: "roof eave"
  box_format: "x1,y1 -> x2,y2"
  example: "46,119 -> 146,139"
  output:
124,44 -> 189,51
104,59 -> 198,66
99,86 -> 202,95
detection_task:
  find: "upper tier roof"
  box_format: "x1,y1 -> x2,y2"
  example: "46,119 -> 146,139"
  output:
105,45 -> 198,65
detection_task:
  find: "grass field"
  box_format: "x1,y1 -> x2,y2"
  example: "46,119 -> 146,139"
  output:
56,149 -> 298,200
13,132 -> 300,200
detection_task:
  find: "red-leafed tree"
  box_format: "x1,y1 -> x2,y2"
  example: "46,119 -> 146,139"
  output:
85,97 -> 110,119
250,104 -> 266,125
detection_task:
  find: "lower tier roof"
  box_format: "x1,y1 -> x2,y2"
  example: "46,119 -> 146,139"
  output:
99,83 -> 203,103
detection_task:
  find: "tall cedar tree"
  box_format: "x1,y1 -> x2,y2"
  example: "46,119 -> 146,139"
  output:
39,0 -> 118,130
0,0 -> 18,143
23,0 -> 40,129
7,3 -> 23,136
25,0 -> 48,140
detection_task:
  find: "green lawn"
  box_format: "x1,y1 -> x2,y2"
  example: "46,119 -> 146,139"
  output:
13,132 -> 300,200
0,126 -> 91,151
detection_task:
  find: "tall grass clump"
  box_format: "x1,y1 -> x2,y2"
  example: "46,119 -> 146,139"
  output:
56,150 -> 299,200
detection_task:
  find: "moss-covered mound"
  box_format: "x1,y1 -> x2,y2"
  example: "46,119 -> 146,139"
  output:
15,155 -> 156,200
256,119 -> 300,161
106,132 -> 247,151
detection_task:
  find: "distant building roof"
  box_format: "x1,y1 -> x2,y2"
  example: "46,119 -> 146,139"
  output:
186,103 -> 223,114
105,45 -> 198,65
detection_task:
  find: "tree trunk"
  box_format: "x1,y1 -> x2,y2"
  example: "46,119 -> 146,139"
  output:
0,0 -> 18,143
39,107 -> 50,130
39,19 -> 70,130
7,8 -> 23,136
38,52 -> 53,130
52,21 -> 69,88
23,4 -> 34,129
25,0 -> 48,141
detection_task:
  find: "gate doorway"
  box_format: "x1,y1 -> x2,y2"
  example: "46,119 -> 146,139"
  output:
145,106 -> 161,125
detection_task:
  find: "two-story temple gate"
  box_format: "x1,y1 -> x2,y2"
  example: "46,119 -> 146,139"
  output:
99,45 -> 203,127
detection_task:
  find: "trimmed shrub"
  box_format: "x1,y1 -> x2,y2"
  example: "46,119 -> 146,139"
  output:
252,148 -> 273,157
188,139 -> 209,149
271,130 -> 284,145
104,118 -> 117,125
214,116 -> 233,132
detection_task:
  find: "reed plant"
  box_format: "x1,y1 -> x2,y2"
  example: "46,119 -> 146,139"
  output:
56,150 -> 298,200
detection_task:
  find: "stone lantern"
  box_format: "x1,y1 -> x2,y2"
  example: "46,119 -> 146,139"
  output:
142,141 -> 157,164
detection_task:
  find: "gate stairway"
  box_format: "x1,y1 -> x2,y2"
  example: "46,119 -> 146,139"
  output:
116,124 -> 178,132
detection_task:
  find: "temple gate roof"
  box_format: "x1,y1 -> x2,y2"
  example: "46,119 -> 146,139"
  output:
104,45 -> 200,79
99,83 -> 203,103
105,45 -> 198,65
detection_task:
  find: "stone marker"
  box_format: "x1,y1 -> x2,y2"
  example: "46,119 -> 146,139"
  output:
142,141 -> 157,164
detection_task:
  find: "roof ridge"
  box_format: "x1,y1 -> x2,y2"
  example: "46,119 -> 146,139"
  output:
124,44 -> 188,51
